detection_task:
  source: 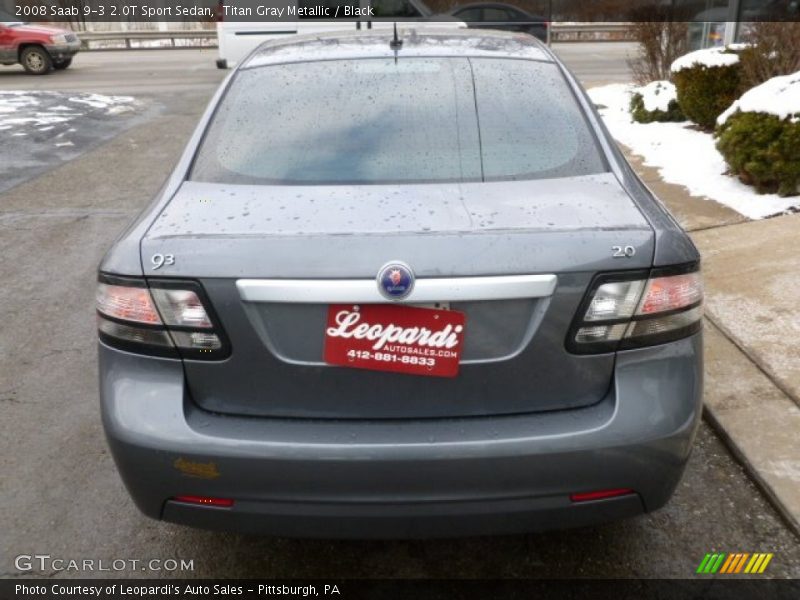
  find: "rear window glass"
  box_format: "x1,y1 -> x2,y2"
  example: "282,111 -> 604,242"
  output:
471,59 -> 603,181
190,57 -> 605,185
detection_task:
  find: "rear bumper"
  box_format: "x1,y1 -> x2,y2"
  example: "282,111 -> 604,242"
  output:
99,332 -> 703,538
161,493 -> 645,538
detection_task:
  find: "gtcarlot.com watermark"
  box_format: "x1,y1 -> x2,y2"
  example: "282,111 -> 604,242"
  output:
14,554 -> 194,573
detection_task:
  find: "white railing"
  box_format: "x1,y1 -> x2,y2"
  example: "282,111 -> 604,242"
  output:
79,29 -> 217,50
77,23 -> 632,50
551,23 -> 633,42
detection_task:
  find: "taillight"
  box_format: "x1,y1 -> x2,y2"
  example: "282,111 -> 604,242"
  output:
96,283 -> 162,325
567,264 -> 703,353
149,288 -> 214,328
96,275 -> 230,359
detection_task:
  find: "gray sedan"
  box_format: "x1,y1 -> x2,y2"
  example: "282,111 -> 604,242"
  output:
97,28 -> 703,538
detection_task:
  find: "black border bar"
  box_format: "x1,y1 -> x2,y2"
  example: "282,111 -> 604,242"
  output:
3,578 -> 800,600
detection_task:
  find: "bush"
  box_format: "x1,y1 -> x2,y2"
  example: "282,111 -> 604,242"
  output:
626,20 -> 689,85
629,81 -> 685,123
716,112 -> 800,197
739,22 -> 800,89
672,54 -> 742,130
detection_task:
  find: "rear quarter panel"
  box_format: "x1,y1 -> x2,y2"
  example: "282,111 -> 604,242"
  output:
547,47 -> 700,267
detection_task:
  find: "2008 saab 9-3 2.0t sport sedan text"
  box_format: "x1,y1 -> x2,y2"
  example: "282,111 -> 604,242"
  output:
97,28 -> 703,538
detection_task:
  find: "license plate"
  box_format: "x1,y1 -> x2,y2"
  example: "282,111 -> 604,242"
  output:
324,304 -> 466,377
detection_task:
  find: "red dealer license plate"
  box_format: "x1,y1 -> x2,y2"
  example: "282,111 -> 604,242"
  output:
324,304 -> 466,377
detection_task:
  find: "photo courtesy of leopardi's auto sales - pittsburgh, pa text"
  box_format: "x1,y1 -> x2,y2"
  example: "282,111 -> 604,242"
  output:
12,583 -> 336,598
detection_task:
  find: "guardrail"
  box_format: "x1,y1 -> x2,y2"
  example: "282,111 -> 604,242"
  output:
79,30 -> 217,50
551,23 -> 633,42
78,23 -> 632,50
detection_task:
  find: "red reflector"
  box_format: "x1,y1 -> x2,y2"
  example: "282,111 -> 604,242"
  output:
173,495 -> 234,507
570,488 -> 635,503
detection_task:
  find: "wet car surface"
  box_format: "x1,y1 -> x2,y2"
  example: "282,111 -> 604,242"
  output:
96,29 -> 704,538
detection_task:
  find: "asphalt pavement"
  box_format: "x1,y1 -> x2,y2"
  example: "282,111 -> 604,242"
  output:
0,47 -> 225,95
552,42 -> 637,86
0,46 -> 798,580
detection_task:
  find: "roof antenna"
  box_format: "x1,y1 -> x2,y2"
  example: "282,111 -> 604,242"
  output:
389,22 -> 403,51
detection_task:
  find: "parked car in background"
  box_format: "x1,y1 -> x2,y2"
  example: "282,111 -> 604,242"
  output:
215,0 -> 463,68
445,2 -> 548,41
0,12 -> 80,74
98,28 -> 704,538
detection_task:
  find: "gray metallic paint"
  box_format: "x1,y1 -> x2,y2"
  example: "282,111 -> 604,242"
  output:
99,28 -> 703,536
141,174 -> 655,278
179,272 -> 618,418
539,42 -> 701,267
99,332 -> 702,537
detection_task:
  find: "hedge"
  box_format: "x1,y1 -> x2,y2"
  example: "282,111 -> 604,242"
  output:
716,111 -> 800,197
673,57 -> 742,129
629,92 -> 685,123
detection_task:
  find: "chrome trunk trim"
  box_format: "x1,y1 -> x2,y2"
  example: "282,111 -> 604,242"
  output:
237,274 -> 558,303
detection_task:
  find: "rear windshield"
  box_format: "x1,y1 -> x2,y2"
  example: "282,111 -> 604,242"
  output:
190,57 -> 606,185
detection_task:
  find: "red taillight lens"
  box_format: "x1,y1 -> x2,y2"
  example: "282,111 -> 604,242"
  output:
96,283 -> 162,325
638,272 -> 703,315
568,264 -> 703,353
173,495 -> 234,508
570,488 -> 635,503
96,275 -> 229,359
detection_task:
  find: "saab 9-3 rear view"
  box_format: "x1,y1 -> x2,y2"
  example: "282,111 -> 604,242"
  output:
97,29 -> 703,538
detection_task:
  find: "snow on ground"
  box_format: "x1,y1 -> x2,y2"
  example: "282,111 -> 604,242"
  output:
634,80 -> 677,112
1,91 -> 143,193
718,70 -> 800,125
670,46 -> 741,72
0,91 -> 135,136
67,93 -> 135,109
588,84 -> 800,219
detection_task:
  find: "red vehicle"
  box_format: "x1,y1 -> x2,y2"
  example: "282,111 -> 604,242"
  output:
0,15 -> 80,75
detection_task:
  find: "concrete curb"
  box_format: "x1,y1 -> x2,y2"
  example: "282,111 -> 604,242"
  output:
702,320 -> 800,539
703,407 -> 800,540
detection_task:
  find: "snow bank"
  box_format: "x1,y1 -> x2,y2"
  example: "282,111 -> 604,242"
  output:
588,83 -> 800,219
633,80 -> 677,112
0,91 -> 136,136
68,93 -> 135,110
718,70 -> 800,125
671,47 -> 740,73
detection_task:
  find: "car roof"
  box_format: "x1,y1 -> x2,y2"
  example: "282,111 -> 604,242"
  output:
242,28 -> 552,69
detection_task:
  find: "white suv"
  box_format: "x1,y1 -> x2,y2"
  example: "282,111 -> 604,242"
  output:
215,0 -> 463,68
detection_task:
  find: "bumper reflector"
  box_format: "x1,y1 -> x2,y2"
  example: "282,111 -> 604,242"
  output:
570,488 -> 635,503
173,495 -> 234,508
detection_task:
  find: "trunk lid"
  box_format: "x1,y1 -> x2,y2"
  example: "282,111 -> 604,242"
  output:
142,173 -> 654,419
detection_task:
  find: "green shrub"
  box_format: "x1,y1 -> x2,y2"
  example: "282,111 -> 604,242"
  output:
716,112 -> 800,197
673,58 -> 742,130
629,92 -> 685,123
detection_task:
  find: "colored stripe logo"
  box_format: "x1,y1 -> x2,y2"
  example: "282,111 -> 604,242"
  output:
696,553 -> 773,574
